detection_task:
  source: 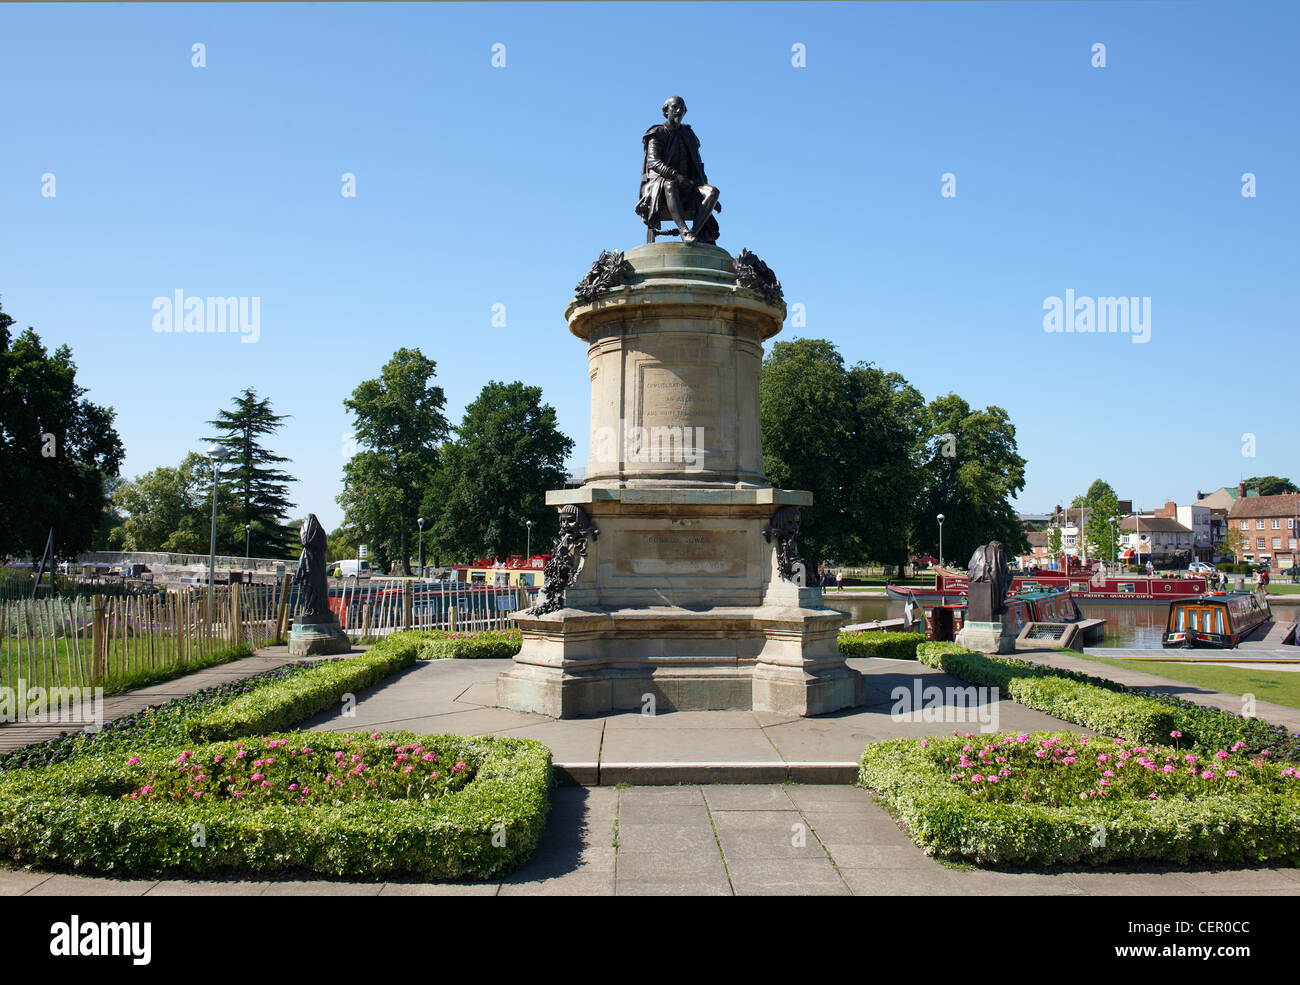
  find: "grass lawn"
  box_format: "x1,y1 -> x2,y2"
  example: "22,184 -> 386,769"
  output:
1079,652 -> 1300,711
1265,584 -> 1300,595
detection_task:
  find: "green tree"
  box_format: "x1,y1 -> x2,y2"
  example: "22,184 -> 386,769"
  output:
1076,478 -> 1121,560
759,339 -> 927,573
326,524 -> 364,563
0,302 -> 124,560
1046,526 -> 1063,558
108,453 -> 210,553
338,349 -> 449,574
1241,476 -> 1298,497
912,394 -> 1029,565
424,381 -> 574,564
1221,527 -> 1243,562
202,387 -> 296,556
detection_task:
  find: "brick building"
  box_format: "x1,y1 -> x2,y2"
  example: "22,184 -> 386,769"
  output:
1227,492 -> 1300,567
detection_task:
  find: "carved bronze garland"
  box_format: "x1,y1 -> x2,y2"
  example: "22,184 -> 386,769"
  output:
528,505 -> 600,615
574,250 -> 631,303
733,249 -> 783,303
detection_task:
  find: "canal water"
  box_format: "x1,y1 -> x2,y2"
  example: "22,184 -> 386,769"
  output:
831,596 -> 1168,649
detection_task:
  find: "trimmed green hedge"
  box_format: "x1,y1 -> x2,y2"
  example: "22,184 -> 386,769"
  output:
191,634 -> 421,742
414,628 -> 523,660
0,731 -> 551,878
915,642 -> 1299,758
838,631 -> 926,660
914,642 -> 1176,744
860,731 -> 1300,867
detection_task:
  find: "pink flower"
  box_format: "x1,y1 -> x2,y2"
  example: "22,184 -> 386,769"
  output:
1226,770 -> 1239,778
126,757 -> 140,766
1170,730 -> 1183,738
920,739 -> 929,747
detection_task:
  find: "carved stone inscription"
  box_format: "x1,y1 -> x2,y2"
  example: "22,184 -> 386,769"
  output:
612,527 -> 747,578
638,364 -> 719,431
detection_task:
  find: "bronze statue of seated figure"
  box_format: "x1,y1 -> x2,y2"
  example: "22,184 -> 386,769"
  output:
635,96 -> 721,244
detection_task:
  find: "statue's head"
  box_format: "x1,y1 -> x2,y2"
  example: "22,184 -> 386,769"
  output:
300,513 -> 324,548
661,96 -> 687,129
558,504 -> 582,534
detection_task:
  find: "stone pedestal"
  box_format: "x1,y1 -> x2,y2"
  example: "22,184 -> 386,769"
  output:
288,615 -> 351,657
956,619 -> 1017,655
496,243 -> 862,717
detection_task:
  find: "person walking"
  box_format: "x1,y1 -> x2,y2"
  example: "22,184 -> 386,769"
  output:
835,569 -> 843,592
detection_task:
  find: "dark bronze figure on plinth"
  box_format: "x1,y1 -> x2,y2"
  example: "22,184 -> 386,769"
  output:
293,513 -> 331,621
966,541 -> 1013,620
636,96 -> 721,245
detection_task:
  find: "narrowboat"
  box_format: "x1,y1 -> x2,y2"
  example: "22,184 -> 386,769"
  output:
888,564 -> 1210,604
452,555 -> 548,588
896,585 -> 1104,644
1162,592 -> 1272,649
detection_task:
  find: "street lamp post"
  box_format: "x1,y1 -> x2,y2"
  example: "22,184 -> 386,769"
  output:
936,514 -> 945,567
1109,515 -> 1117,567
205,444 -> 231,624
417,517 -> 425,577
245,523 -> 252,563
526,519 -> 533,559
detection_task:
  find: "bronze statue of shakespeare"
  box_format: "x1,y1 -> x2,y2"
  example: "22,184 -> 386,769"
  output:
636,96 -> 721,244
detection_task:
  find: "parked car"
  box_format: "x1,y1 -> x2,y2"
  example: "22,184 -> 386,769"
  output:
1188,561 -> 1217,574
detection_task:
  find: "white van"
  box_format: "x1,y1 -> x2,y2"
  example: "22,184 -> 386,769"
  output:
335,559 -> 371,580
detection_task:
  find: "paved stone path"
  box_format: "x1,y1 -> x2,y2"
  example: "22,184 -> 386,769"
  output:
295,655 -> 1089,783
4,784 -> 1298,896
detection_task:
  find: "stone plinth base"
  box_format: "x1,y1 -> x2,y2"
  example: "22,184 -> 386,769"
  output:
497,603 -> 863,718
496,243 -> 861,719
956,619 -> 1016,655
289,616 -> 351,657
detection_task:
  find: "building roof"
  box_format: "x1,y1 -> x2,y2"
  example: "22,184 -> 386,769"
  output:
1198,485 -> 1260,505
1026,531 -> 1048,547
1120,516 -> 1191,533
1227,493 -> 1300,519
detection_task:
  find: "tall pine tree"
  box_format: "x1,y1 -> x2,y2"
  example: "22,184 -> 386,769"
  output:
202,387 -> 296,557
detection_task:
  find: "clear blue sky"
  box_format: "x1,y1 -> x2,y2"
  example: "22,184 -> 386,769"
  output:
2,2 -> 1296,533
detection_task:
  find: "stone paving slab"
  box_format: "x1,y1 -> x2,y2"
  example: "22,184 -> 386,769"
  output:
297,654 -> 1104,783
